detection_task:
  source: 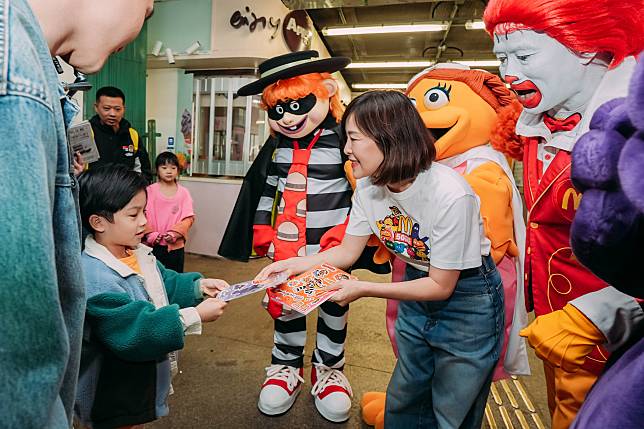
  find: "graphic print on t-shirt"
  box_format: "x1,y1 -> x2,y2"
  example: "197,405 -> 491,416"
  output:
376,206 -> 429,262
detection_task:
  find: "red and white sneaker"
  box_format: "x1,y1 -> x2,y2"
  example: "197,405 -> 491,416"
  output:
311,364 -> 353,422
258,365 -> 304,416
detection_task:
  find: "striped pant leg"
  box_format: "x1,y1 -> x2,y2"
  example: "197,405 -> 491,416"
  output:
272,312 -> 307,368
312,300 -> 349,369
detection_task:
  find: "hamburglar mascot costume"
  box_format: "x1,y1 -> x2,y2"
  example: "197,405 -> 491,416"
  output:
483,1 -> 644,427
219,50 -> 358,423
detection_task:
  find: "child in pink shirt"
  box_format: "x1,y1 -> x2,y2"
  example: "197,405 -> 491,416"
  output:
145,152 -> 194,272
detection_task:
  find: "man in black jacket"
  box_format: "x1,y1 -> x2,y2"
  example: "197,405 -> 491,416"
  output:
89,86 -> 152,182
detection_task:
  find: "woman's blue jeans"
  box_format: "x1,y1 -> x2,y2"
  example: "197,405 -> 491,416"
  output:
385,255 -> 504,429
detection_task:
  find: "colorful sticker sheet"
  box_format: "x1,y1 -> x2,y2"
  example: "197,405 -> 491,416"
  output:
218,271 -> 290,302
271,264 -> 356,315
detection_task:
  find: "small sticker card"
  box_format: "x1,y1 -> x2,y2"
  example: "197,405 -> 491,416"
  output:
67,120 -> 100,163
218,271 -> 289,302
271,264 -> 357,315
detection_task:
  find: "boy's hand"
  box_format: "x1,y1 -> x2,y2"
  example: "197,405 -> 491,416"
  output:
200,278 -> 229,298
196,298 -> 227,322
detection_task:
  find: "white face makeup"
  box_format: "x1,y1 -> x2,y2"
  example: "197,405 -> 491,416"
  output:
492,29 -> 603,115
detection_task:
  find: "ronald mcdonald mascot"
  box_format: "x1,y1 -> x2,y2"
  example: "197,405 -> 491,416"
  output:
483,1 -> 644,427
219,50 -> 357,422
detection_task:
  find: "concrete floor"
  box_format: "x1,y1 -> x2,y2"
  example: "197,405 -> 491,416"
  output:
149,254 -> 551,429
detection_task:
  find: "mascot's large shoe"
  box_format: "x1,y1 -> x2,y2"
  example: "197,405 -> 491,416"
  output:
258,365 -> 304,416
360,63 -> 528,428
310,364 -> 353,423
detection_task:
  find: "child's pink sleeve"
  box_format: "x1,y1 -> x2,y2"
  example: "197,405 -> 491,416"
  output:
180,186 -> 195,219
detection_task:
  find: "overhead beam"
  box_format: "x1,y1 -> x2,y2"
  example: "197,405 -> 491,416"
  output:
282,0 -> 456,9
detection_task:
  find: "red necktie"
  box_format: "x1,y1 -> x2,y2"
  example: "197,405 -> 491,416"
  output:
543,112 -> 582,133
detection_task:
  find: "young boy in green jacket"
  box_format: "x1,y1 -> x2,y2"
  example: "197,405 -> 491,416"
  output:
75,165 -> 228,429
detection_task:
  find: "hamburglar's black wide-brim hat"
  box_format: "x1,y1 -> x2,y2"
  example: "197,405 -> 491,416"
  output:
237,50 -> 351,96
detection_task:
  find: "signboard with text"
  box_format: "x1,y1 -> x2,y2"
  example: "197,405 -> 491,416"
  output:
228,6 -> 312,52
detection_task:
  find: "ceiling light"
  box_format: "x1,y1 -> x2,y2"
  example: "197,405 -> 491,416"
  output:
151,40 -> 163,56
185,41 -> 201,55
165,48 -> 175,64
352,83 -> 408,90
323,23 -> 448,36
459,60 -> 501,67
465,20 -> 486,30
347,60 -> 499,69
347,61 -> 433,69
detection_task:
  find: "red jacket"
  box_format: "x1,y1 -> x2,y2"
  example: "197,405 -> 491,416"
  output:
523,138 -> 608,374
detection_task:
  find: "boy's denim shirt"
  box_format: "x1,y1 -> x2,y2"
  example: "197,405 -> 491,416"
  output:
0,0 -> 85,428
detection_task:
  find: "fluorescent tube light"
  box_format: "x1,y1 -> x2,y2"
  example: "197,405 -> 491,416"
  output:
347,60 -> 499,69
459,60 -> 501,67
347,61 -> 433,69
465,20 -> 486,30
323,23 -> 448,36
352,83 -> 408,89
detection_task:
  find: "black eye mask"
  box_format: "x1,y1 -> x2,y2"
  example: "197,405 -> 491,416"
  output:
267,93 -> 317,120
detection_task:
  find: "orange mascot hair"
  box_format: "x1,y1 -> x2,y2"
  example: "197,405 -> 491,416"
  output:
407,68 -> 524,159
261,72 -> 344,122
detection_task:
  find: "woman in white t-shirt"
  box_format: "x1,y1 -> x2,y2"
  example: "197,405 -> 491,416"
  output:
257,90 -> 504,429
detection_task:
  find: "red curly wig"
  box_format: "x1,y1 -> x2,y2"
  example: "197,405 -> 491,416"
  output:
483,0 -> 644,68
261,72 -> 344,122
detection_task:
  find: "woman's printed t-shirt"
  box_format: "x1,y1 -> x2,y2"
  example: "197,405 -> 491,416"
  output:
346,163 -> 491,272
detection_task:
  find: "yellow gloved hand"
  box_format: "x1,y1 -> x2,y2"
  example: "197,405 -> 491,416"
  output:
520,304 -> 605,372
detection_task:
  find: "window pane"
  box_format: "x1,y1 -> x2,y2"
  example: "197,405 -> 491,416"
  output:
190,76 -> 271,177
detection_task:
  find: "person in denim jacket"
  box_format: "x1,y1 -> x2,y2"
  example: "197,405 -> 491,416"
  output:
0,1 -> 152,428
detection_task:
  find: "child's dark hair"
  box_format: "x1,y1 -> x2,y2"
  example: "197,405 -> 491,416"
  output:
79,164 -> 148,232
155,151 -> 181,172
341,90 -> 436,186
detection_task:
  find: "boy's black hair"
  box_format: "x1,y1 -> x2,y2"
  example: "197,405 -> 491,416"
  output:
79,164 -> 148,232
155,151 -> 181,172
96,86 -> 125,104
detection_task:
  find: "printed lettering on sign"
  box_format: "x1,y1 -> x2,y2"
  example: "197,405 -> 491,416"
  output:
229,6 -> 281,39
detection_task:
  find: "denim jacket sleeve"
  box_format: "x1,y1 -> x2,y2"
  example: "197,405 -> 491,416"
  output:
0,0 -> 85,427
